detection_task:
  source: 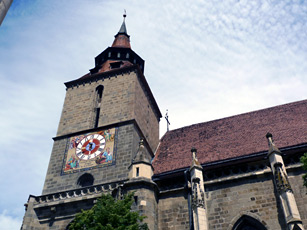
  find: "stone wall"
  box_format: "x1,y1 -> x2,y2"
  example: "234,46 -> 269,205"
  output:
43,68 -> 159,195
57,72 -> 136,136
206,173 -> 284,229
22,194 -> 94,229
125,179 -> 159,230
204,165 -> 307,230
288,167 -> 307,229
22,182 -> 124,229
56,70 -> 159,151
133,73 -> 160,151
158,190 -> 190,230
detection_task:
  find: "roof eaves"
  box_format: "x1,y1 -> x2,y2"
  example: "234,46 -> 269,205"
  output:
152,143 -> 307,179
64,65 -> 138,88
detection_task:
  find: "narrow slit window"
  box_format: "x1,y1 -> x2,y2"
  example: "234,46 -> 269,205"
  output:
136,167 -> 139,177
96,86 -> 103,102
134,196 -> 138,205
94,86 -> 104,128
94,108 -> 100,128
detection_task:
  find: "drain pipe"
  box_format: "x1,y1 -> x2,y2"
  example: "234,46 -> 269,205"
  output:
184,169 -> 193,230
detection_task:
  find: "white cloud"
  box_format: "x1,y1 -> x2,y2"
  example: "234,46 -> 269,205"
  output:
0,211 -> 22,230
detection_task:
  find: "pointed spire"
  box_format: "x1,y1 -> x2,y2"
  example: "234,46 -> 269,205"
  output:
118,10 -> 128,34
132,138 -> 151,164
118,21 -> 128,34
112,11 -> 131,48
266,132 -> 281,156
190,148 -> 202,169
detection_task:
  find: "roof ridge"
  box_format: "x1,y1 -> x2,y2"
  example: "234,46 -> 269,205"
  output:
165,99 -> 307,134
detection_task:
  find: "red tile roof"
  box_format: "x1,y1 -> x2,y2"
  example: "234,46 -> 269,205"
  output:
75,61 -> 134,81
112,34 -> 131,48
152,100 -> 307,175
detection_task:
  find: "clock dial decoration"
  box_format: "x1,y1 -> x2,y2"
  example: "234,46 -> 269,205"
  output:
62,128 -> 118,175
76,134 -> 105,160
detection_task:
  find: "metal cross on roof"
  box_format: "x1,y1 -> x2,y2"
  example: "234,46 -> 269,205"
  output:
165,109 -> 170,132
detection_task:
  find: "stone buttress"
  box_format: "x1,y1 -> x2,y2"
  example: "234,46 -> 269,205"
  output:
266,133 -> 304,230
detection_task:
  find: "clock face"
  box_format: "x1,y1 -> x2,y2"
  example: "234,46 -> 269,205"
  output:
76,134 -> 106,161
62,128 -> 118,175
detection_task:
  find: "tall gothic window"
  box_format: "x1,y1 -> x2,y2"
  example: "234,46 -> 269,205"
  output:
94,85 -> 104,128
232,215 -> 267,230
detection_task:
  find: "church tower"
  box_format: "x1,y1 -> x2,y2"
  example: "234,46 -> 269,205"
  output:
22,14 -> 161,229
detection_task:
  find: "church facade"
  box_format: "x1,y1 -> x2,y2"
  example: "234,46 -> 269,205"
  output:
22,16 -> 307,230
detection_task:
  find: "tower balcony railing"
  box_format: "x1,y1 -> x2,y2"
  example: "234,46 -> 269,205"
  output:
31,180 -> 128,204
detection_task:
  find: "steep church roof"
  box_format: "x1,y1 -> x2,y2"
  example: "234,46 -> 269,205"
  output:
153,99 -> 307,175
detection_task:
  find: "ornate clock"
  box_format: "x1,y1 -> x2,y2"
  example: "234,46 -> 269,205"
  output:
75,134 -> 106,160
62,128 -> 118,175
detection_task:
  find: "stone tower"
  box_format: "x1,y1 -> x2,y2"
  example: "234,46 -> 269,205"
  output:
22,14 -> 161,229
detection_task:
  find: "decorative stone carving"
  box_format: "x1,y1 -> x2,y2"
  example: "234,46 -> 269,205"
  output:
274,162 -> 293,194
191,178 -> 205,209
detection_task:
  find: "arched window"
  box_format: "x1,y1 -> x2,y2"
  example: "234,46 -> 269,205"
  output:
233,215 -> 267,230
96,85 -> 104,101
77,173 -> 94,187
94,85 -> 104,128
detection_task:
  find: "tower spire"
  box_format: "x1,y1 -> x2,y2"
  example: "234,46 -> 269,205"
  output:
118,10 -> 128,34
112,11 -> 131,48
89,11 -> 146,75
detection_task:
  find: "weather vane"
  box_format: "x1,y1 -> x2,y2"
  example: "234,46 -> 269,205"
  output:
123,9 -> 126,20
165,109 -> 170,132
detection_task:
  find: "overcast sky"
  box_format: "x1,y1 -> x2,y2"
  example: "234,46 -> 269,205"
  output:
0,0 -> 306,228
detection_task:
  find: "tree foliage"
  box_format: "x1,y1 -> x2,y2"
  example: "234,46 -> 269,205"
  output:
68,193 -> 148,230
301,153 -> 307,188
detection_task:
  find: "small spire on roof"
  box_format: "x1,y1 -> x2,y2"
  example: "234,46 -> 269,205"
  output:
191,148 -> 197,159
191,148 -> 202,168
131,138 -> 150,164
266,132 -> 281,155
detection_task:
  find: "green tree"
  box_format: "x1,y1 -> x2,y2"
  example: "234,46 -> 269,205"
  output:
301,153 -> 307,188
68,193 -> 148,230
